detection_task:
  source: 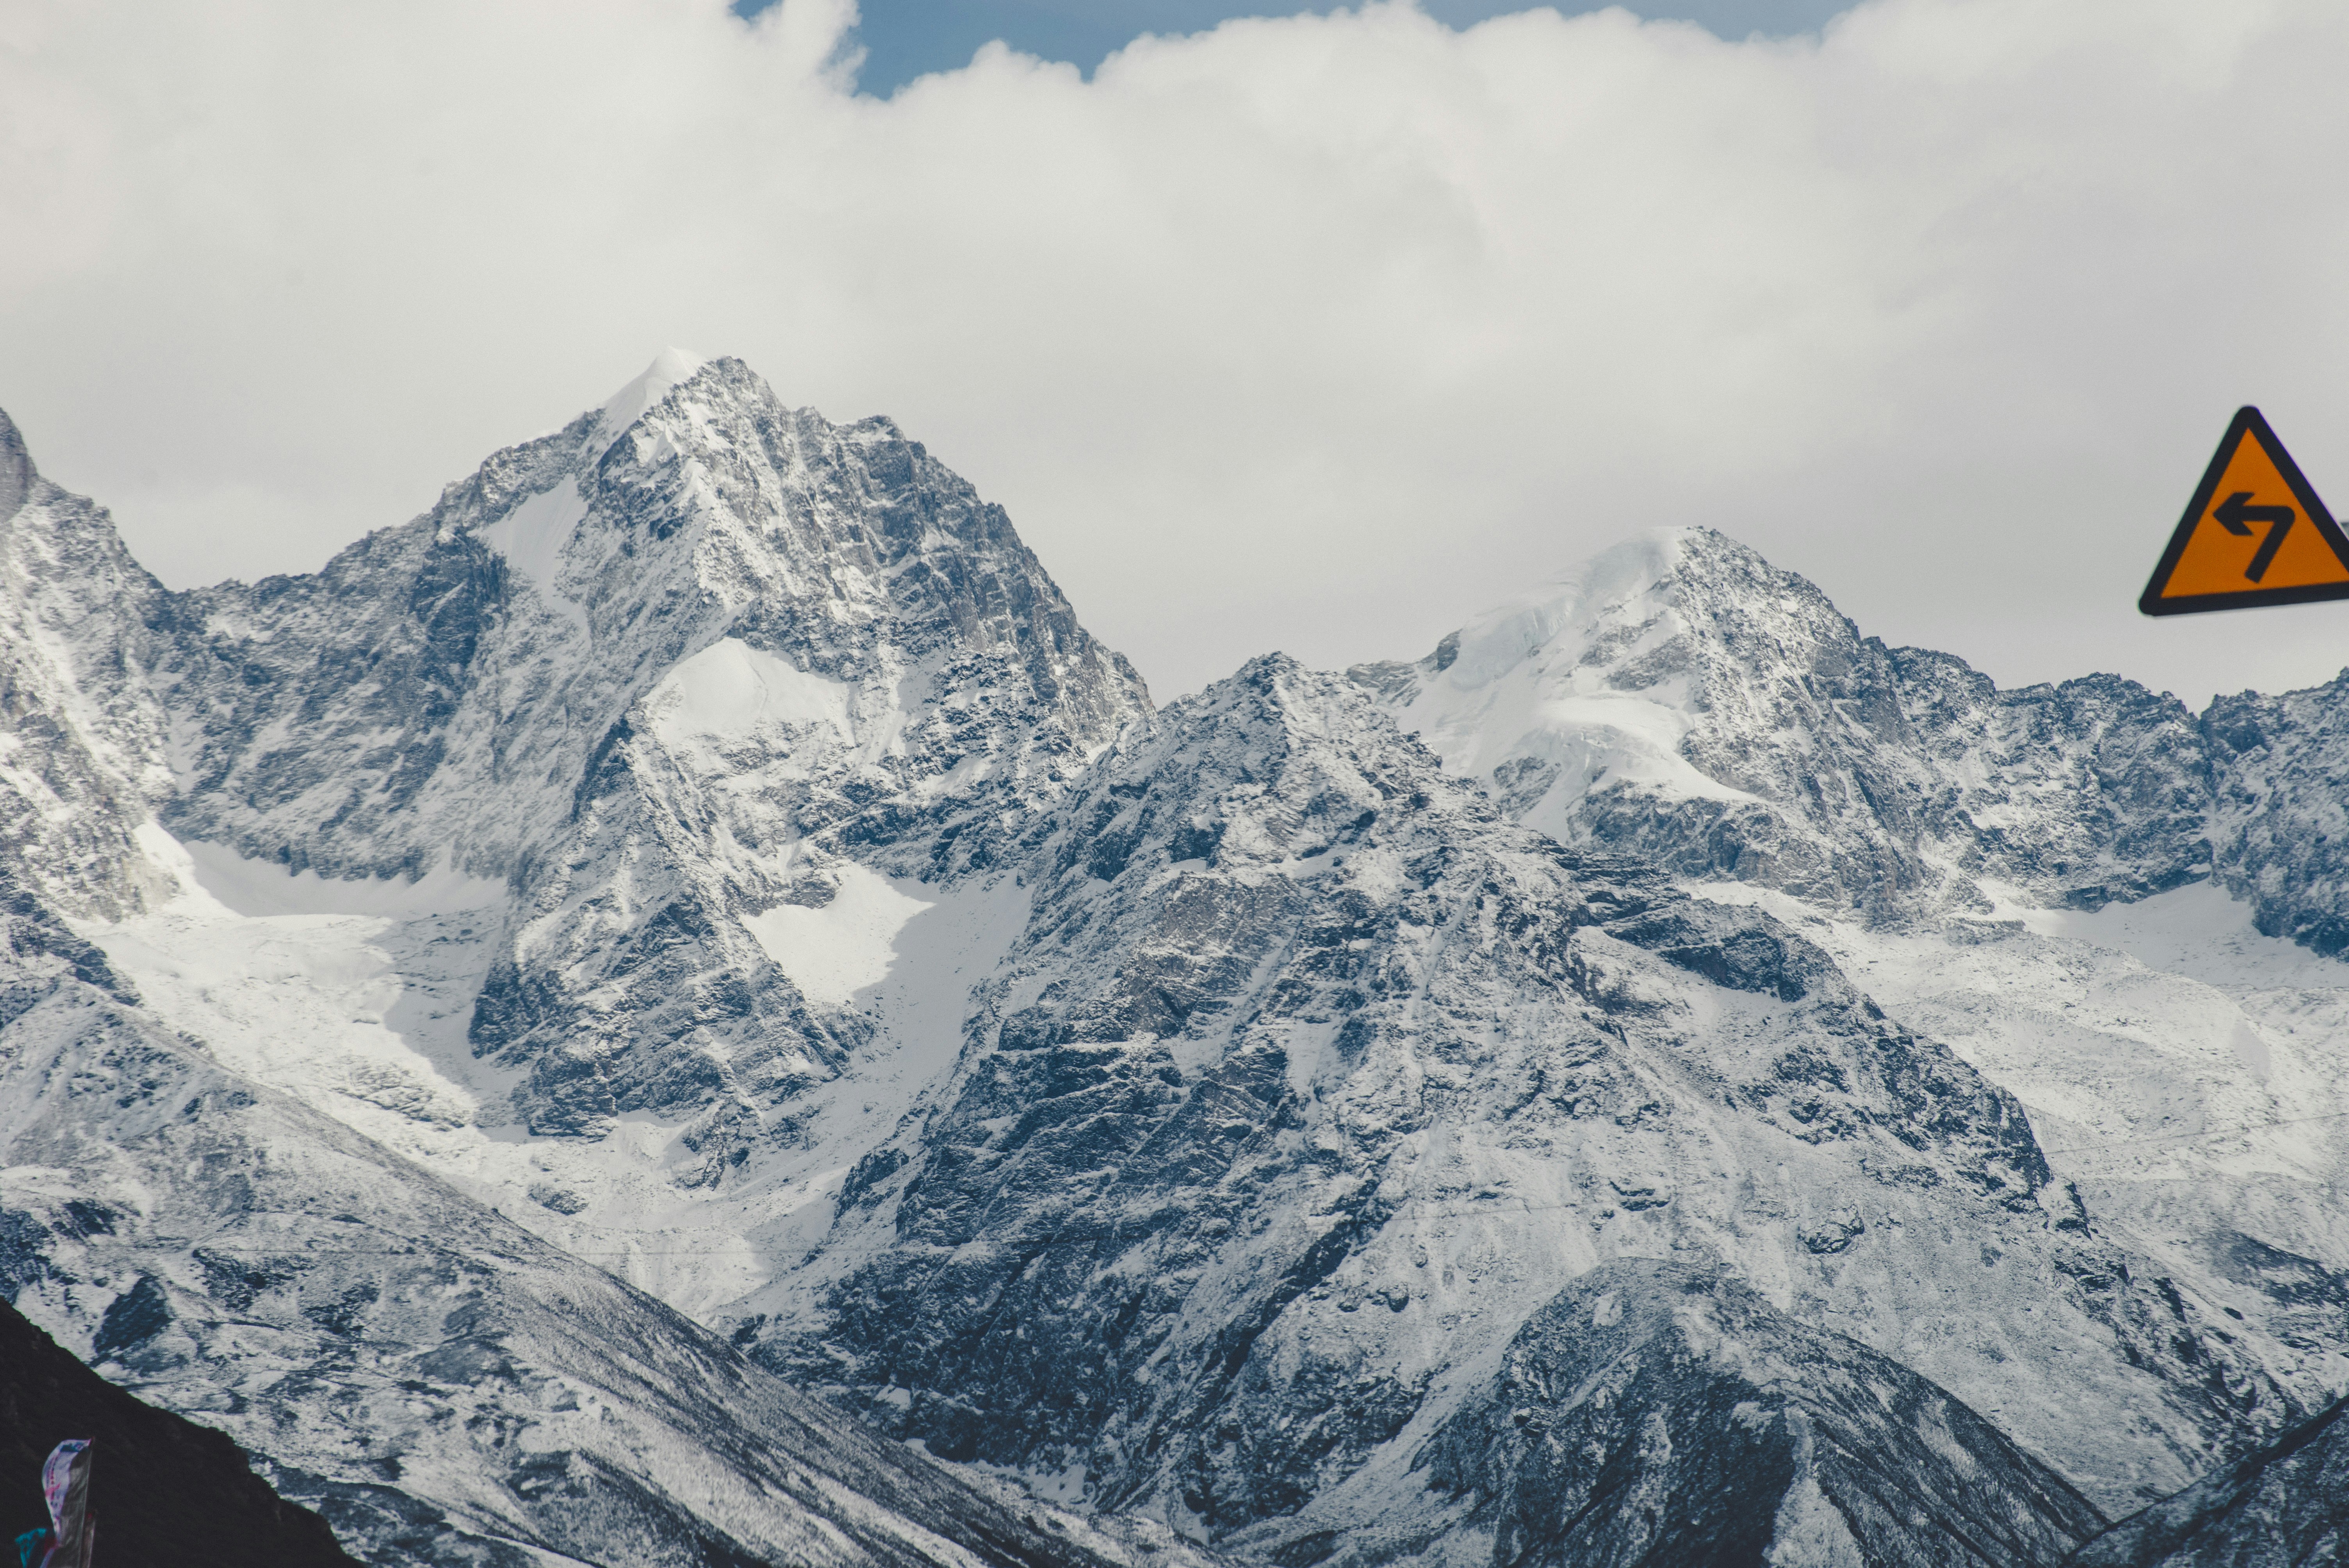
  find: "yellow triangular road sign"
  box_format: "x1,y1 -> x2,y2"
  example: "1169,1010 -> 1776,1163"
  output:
2142,407 -> 2349,615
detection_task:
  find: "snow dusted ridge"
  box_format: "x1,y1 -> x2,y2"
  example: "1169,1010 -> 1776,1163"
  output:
0,407 -> 177,919
3,363 -> 2349,1564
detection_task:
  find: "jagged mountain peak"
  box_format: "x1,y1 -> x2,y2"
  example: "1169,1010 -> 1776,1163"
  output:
1360,525 -> 2212,923
0,358 -> 1148,1149
595,346 -> 710,449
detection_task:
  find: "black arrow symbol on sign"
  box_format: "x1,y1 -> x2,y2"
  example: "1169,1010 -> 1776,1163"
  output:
2215,491 -> 2297,583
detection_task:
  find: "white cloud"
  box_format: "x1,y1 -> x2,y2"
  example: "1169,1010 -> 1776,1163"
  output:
3,0 -> 2346,705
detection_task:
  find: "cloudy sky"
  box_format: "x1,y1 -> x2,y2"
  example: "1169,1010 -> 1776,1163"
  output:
4,0 -> 2347,706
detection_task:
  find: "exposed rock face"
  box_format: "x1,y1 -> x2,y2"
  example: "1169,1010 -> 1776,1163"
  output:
754,656 -> 2285,1547
2203,676 -> 2349,956
2070,1393 -> 2349,1567
1355,528 -> 2214,923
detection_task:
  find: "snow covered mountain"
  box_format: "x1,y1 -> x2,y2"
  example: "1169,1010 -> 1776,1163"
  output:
741,655 -> 2313,1553
3,367 -> 2347,1565
153,353 -> 1145,1144
1350,523 -> 2349,1462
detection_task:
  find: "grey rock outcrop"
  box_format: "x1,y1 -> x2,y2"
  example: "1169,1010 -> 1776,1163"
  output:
1397,1259 -> 2108,1568
2203,676 -> 2349,956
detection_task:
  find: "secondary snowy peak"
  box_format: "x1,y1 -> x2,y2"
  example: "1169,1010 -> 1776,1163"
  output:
1359,527 -> 2211,922
1354,529 -> 1760,814
595,347 -> 709,451
755,654 -> 2282,1548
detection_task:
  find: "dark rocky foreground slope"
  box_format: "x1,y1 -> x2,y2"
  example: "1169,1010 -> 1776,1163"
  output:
2,1295 -> 356,1568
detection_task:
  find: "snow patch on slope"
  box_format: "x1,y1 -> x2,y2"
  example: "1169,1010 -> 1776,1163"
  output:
745,865 -> 936,1009
1393,529 -> 1759,836
647,636 -> 856,754
478,479 -> 590,637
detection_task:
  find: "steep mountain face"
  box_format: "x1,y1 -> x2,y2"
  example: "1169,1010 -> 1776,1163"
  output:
1334,527 -> 2349,1552
0,873 -> 1200,1568
1352,529 -> 2212,923
4,1295 -> 358,1568
2203,676 -> 2349,956
750,656 -> 2287,1551
2070,1393 -> 2349,1567
0,408 -> 176,921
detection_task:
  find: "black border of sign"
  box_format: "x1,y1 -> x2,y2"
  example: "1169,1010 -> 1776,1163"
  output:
2140,405 -> 2349,615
